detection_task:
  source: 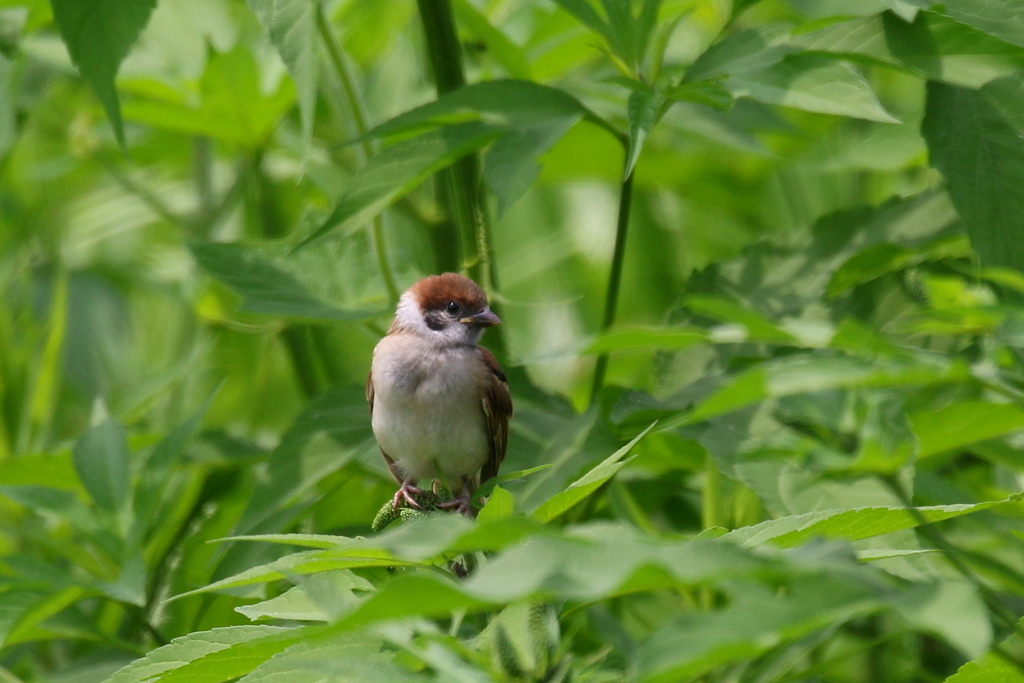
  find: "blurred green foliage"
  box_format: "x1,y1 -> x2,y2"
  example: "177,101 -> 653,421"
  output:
3,0 -> 1024,681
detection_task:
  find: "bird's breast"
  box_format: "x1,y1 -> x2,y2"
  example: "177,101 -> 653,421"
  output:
370,335 -> 489,481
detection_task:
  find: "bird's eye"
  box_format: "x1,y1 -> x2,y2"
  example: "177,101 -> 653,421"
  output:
446,301 -> 460,316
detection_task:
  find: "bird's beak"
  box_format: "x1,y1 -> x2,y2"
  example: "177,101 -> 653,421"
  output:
461,308 -> 501,327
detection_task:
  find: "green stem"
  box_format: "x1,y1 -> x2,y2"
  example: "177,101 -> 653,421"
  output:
590,165 -> 635,402
415,0 -> 490,286
317,5 -> 400,304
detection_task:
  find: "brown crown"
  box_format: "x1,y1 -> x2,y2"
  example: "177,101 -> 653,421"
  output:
409,273 -> 488,311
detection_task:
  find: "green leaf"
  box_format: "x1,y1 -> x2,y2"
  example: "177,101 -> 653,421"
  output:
685,295 -> 799,343
582,326 -> 708,354
73,419 -> 130,512
103,626 -> 291,683
922,79 -> 1024,271
728,54 -> 899,123
892,581 -> 991,659
685,25 -> 794,82
724,494 -> 1023,548
938,0 -> 1024,48
550,0 -> 616,54
532,423 -> 655,522
50,0 -> 157,150
635,575 -> 882,683
231,386 -> 373,536
827,243 -> 915,297
911,401 -> 1024,459
790,12 -> 1024,88
190,242 -> 385,322
478,486 -> 514,522
354,80 -> 590,215
135,627 -> 312,683
300,122 -> 502,248
121,44 -> 295,148
451,0 -> 531,79
247,0 -> 318,164
236,631 -> 405,683
94,554 -> 145,606
236,571 -> 371,622
174,548 -> 410,600
943,625 -> 1024,681
363,80 -> 588,140
339,574 -> 490,628
624,88 -> 666,179
133,389 -> 217,535
664,80 -> 734,111
676,355 -> 966,427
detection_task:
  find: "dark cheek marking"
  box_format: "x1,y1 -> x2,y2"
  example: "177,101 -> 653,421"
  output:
425,311 -> 445,331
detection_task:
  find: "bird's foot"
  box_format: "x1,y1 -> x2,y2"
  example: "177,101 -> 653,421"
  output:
392,481 -> 426,511
439,486 -> 475,517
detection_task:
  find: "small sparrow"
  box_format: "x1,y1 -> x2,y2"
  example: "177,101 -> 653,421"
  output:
367,273 -> 512,516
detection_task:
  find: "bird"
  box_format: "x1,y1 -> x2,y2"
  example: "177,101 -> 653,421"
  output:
366,273 -> 512,516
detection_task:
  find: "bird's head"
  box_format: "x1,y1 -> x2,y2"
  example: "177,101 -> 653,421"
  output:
391,273 -> 500,346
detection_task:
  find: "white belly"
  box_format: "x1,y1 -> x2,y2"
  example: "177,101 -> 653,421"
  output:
370,335 -> 489,483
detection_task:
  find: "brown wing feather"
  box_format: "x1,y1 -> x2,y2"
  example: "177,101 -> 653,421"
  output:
367,369 -> 404,484
478,347 -> 513,483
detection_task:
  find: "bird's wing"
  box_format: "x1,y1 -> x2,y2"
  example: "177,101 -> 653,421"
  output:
367,369 -> 403,484
478,347 -> 513,484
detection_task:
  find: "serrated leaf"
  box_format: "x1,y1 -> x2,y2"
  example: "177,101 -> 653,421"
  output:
724,494 -> 1023,548
73,419 -> 130,512
353,80 -> 589,215
50,0 -> 157,150
103,626 -> 293,683
728,54 -> 899,123
300,122 -> 502,248
247,0 -> 318,164
675,355 -> 966,428
532,423 -> 654,522
190,242 -> 385,322
236,630 -> 403,683
791,12 -> 1024,88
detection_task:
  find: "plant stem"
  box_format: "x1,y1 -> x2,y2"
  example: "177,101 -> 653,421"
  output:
590,164 -> 635,402
415,0 -> 490,286
316,5 -> 400,304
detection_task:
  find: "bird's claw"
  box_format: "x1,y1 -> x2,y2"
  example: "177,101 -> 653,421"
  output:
392,482 -> 426,511
439,488 -> 475,517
